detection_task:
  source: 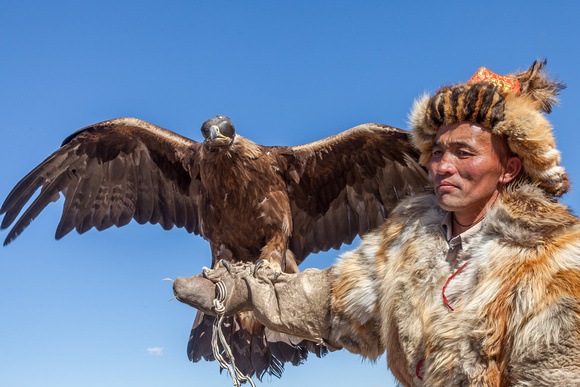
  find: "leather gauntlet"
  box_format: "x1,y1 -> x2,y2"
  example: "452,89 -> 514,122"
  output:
173,260 -> 334,345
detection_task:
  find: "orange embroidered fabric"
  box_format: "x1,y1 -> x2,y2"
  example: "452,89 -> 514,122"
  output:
468,67 -> 521,94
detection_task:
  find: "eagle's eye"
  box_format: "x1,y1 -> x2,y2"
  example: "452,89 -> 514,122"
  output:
200,123 -> 210,138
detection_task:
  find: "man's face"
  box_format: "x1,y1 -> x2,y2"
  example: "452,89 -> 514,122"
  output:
429,122 -> 507,217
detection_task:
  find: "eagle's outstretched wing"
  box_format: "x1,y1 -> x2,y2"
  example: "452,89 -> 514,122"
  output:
1,117 -> 429,381
284,123 -> 430,263
1,117 -> 202,245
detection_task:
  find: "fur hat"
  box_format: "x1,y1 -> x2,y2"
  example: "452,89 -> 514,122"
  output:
409,59 -> 568,197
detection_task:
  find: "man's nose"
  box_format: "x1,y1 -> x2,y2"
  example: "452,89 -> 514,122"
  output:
436,152 -> 456,175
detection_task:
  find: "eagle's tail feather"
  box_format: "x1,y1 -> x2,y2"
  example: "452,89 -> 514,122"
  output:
187,311 -> 328,380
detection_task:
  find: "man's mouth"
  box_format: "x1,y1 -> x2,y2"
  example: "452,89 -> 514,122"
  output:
436,181 -> 458,191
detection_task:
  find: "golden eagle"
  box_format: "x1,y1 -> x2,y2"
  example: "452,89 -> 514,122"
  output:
1,115 -> 429,378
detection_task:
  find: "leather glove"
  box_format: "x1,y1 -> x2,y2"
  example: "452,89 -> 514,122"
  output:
173,260 -> 333,344
172,260 -> 253,316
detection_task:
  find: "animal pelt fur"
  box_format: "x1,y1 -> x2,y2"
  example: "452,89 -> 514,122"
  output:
330,183 -> 580,386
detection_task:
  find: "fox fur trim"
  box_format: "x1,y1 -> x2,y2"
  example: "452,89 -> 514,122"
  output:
409,59 -> 569,197
331,184 -> 580,386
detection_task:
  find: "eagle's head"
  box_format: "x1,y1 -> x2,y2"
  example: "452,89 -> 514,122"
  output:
201,115 -> 236,148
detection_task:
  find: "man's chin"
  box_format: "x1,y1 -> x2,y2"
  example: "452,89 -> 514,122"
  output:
435,193 -> 463,212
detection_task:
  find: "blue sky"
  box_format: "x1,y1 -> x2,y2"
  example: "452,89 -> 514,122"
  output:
1,1 -> 579,386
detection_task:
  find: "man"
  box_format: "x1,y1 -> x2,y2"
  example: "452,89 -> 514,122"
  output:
174,60 -> 580,386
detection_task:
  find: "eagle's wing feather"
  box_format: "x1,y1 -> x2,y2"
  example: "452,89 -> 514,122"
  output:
1,117 -> 202,245
284,123 -> 430,263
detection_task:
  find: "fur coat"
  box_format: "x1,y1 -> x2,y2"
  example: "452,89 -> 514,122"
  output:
329,184 -> 580,386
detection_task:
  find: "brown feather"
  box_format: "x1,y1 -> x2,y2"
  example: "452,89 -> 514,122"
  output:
285,123 -> 429,263
1,117 -> 429,378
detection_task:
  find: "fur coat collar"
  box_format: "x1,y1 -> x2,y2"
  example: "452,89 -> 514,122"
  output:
331,184 -> 580,386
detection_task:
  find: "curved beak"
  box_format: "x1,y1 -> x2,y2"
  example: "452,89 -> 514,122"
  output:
209,125 -> 220,142
207,125 -> 233,147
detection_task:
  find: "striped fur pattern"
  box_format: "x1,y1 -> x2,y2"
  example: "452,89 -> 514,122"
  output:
409,59 -> 569,197
331,183 -> 580,386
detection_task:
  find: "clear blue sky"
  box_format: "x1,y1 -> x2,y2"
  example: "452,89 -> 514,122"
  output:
1,1 -> 578,386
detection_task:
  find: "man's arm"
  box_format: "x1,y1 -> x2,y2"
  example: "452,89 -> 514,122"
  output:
173,257 -> 384,358
173,260 -> 335,345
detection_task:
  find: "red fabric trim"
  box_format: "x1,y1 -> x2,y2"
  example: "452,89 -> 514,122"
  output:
416,359 -> 424,381
417,261 -> 470,381
442,261 -> 469,311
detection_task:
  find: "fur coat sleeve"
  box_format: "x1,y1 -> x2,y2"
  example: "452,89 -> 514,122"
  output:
329,185 -> 580,386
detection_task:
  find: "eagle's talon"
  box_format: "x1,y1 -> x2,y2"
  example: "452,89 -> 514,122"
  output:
220,259 -> 232,273
254,260 -> 265,277
273,271 -> 280,284
202,267 -> 210,279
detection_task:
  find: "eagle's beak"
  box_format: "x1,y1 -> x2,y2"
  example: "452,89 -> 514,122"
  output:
209,125 -> 220,142
208,125 -> 231,147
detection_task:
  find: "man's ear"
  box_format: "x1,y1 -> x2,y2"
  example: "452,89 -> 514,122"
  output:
500,156 -> 522,184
